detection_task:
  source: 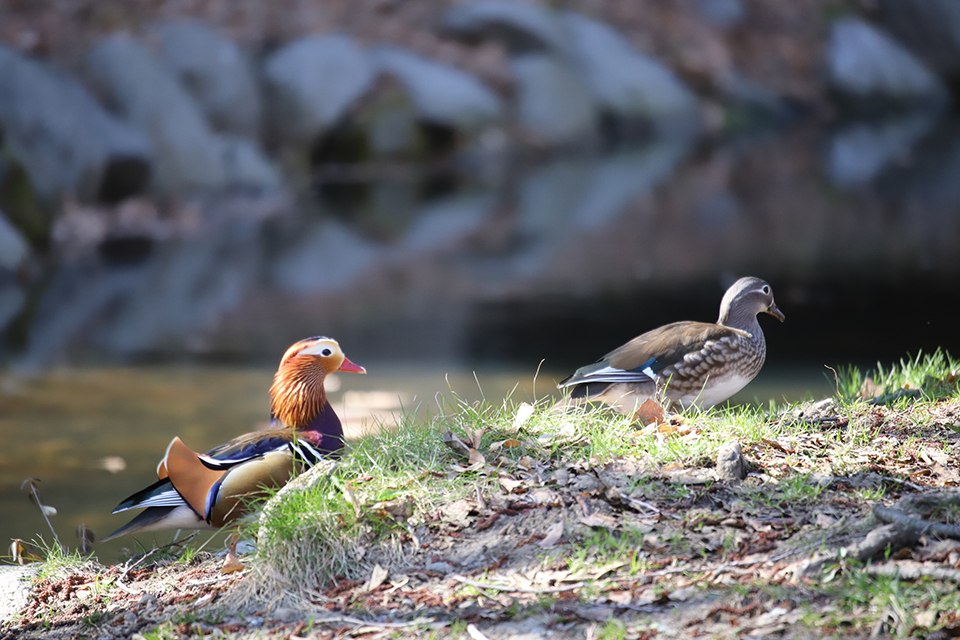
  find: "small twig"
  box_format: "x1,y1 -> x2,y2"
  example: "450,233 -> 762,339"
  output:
115,574 -> 143,596
451,574 -> 584,594
116,534 -> 197,594
623,496 -> 662,517
21,480 -> 62,551
185,573 -> 245,587
311,614 -> 438,629
874,505 -> 960,540
865,561 -> 960,583
875,476 -> 925,493
475,483 -> 486,511
642,522 -> 860,581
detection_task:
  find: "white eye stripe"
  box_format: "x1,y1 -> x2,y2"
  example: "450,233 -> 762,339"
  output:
301,341 -> 340,356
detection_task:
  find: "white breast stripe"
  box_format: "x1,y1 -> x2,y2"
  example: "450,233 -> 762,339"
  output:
290,440 -> 324,466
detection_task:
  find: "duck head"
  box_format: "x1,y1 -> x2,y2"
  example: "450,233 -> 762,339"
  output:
718,277 -> 785,328
270,336 -> 366,428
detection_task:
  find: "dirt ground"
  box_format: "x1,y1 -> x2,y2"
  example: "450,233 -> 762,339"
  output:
4,397 -> 960,640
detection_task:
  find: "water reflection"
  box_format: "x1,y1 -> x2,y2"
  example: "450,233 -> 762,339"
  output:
4,120 -> 960,370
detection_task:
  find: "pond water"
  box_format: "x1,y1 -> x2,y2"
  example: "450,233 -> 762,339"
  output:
2,113 -> 959,562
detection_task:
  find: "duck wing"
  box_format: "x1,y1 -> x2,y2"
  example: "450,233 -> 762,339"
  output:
560,321 -> 744,388
111,429 -> 322,520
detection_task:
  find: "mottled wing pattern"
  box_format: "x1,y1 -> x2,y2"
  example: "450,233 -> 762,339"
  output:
560,322 -> 743,388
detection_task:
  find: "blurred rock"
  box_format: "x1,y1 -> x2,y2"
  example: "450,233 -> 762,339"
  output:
0,281 -> 26,335
88,35 -> 278,193
717,73 -> 795,129
716,441 -> 746,482
561,12 -> 700,137
218,135 -> 282,189
270,220 -> 378,294
0,45 -> 152,204
403,192 -> 496,251
569,143 -> 692,229
503,143 -> 690,277
93,231 -> 262,354
877,0 -> 960,77
373,46 -> 502,132
155,20 -> 262,136
0,157 -> 48,247
87,34 -> 227,192
362,89 -> 420,157
875,120 -> 960,206
510,54 -> 597,145
442,0 -> 570,54
827,17 -> 948,109
263,35 -> 376,144
0,210 -> 29,271
506,159 -> 596,278
698,0 -> 746,27
15,220 -> 266,368
827,112 -> 937,187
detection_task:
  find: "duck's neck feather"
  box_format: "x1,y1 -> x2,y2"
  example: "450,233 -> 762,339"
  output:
270,360 -> 329,429
718,306 -> 761,335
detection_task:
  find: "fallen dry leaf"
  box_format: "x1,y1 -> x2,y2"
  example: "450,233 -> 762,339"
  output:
538,521 -> 564,548
468,427 -> 485,449
442,431 -> 473,459
489,438 -> 522,453
605,590 -> 633,605
514,403 -> 535,430
360,563 -> 389,593
452,460 -> 485,474
931,462 -> 960,485
762,438 -> 796,454
499,477 -> 525,493
528,488 -> 562,506
469,448 -> 486,467
634,399 -> 665,426
580,513 -> 618,529
368,498 -> 415,522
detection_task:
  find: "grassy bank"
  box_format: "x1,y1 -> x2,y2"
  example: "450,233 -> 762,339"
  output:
4,352 -> 960,639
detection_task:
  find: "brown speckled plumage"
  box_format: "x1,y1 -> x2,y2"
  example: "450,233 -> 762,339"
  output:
559,277 -> 784,411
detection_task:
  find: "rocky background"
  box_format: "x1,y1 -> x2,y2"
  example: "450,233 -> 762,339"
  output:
1,0 -> 959,370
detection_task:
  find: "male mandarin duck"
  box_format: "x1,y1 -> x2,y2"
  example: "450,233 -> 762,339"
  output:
558,277 -> 784,412
102,336 -> 365,548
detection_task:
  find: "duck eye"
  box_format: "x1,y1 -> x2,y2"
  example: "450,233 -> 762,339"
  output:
321,348 -> 333,357
762,285 -> 770,295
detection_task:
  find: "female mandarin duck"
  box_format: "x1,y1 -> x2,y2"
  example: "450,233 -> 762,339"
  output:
558,277 -> 784,412
102,337 -> 365,550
